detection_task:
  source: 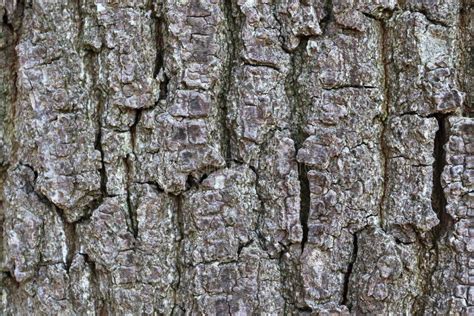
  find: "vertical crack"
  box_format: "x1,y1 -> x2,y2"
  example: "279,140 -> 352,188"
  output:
285,37 -> 311,252
171,193 -> 185,314
60,212 -> 77,273
0,0 -> 24,184
416,114 -> 452,313
378,19 -> 391,229
341,232 -> 358,309
298,162 -> 310,253
124,154 -> 138,238
77,2 -> 107,204
430,114 -> 452,239
129,109 -> 142,154
320,0 -> 334,35
0,2 -> 24,270
94,91 -> 107,199
219,0 -> 240,165
127,109 -> 141,238
22,164 -> 78,272
460,0 -> 473,115
151,3 -> 169,102
127,109 -> 141,237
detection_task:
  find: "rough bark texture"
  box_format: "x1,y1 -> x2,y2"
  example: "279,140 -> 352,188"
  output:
0,0 -> 472,314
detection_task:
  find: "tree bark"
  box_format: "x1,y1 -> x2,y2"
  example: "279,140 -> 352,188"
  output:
0,0 -> 472,314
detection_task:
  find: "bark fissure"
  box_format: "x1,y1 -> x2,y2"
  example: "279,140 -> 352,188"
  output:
127,110 -> 140,237
341,232 -> 358,309
124,155 -> 138,238
378,20 -> 390,229
152,5 -> 169,102
59,211 -> 77,272
460,0 -> 473,116
323,85 -> 377,90
172,193 -> 185,314
129,109 -> 142,154
286,37 -> 311,253
219,0 -> 240,164
78,2 -> 107,205
21,164 -> 78,272
320,0 -> 334,35
94,92 -> 107,199
0,0 -> 24,181
430,114 -> 452,238
297,162 -> 310,252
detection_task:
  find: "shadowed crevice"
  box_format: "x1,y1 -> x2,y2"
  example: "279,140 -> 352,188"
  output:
94,92 -> 108,200
378,18 -> 391,230
171,193 -> 185,314
298,162 -> 311,253
218,0 -> 242,165
341,233 -> 358,309
124,154 -> 138,238
415,113 -> 453,313
430,114 -> 453,239
285,37 -> 311,253
151,5 -> 169,102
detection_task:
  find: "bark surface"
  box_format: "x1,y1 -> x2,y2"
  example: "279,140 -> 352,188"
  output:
0,0 -> 472,314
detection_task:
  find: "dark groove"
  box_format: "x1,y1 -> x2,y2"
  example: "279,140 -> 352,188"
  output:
460,0 -> 473,116
378,19 -> 391,229
185,174 -> 199,190
171,194 -> 185,314
415,115 -> 452,314
237,239 -> 254,256
219,0 -> 240,164
297,306 -> 313,313
124,155 -> 138,238
298,162 -> 311,252
341,233 -> 358,308
94,92 -> 108,199
322,85 -> 377,90
21,163 -> 78,272
285,37 -> 311,253
319,0 -> 334,35
81,10 -> 108,203
0,0 -> 25,170
130,109 -> 142,153
61,214 -> 77,272
430,114 -> 453,239
152,9 -> 169,102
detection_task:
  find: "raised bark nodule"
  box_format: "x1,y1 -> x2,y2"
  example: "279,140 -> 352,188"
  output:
0,0 -> 472,314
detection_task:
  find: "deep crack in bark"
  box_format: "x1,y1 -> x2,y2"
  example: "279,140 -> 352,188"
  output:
124,154 -> 138,238
341,232 -> 358,309
172,193 -> 185,314
430,114 -> 453,238
285,37 -> 311,253
94,93 -> 107,200
152,5 -> 169,102
378,19 -> 391,229
219,0 -> 240,165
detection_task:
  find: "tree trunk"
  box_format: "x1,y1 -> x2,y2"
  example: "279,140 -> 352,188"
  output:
0,0 -> 472,314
